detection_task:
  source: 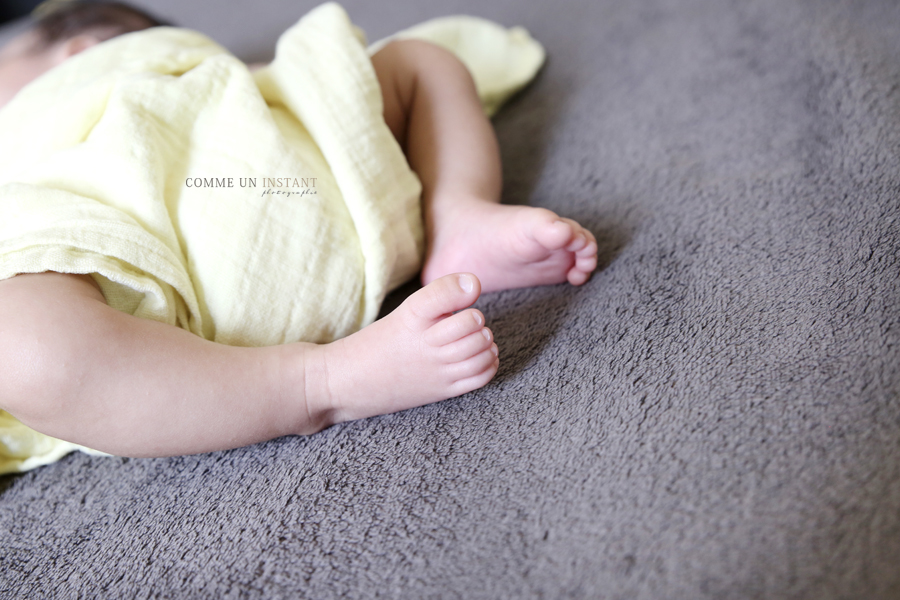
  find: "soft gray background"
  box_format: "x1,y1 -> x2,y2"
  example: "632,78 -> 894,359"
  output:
1,0 -> 899,598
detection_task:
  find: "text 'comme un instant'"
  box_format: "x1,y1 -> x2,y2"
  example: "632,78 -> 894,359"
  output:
185,177 -> 318,188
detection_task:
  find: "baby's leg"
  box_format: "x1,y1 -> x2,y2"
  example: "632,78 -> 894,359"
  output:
0,271 -> 496,457
371,40 -> 598,292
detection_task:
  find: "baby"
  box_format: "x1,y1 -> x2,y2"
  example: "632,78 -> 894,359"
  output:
0,2 -> 597,460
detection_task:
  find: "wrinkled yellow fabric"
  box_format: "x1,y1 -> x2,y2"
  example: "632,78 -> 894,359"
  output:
0,3 -> 545,474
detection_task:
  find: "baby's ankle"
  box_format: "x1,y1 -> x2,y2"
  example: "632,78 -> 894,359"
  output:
285,341 -> 339,434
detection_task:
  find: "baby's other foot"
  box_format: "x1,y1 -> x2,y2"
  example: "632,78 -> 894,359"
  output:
311,273 -> 499,424
421,198 -> 598,293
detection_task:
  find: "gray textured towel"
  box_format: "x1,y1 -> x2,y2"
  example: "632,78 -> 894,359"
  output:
1,0 -> 899,598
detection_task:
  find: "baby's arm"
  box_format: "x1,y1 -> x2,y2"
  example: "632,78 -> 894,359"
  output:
0,270 -> 496,458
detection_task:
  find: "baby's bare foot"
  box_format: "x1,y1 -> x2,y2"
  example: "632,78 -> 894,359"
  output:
308,273 -> 499,425
421,197 -> 598,293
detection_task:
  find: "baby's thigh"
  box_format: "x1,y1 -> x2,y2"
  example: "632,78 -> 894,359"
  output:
370,41 -> 416,144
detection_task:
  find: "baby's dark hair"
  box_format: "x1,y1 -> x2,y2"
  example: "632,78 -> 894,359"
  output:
31,1 -> 168,48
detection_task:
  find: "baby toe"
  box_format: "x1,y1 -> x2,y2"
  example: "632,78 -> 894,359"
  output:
568,268 -> 591,285
424,308 -> 485,347
530,213 -> 575,251
401,273 -> 481,329
440,327 -> 493,363
565,230 -> 588,252
576,247 -> 598,271
448,354 -> 499,397
575,238 -> 597,258
450,346 -> 499,381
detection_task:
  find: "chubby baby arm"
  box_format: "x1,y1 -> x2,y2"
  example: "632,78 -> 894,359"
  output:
0,271 -> 497,458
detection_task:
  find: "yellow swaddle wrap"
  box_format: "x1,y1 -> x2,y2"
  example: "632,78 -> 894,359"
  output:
0,2 -> 545,473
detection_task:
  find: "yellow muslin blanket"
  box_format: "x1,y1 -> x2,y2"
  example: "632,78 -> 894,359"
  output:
0,2 -> 544,473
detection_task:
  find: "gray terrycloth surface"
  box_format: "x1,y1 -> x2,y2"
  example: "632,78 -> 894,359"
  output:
1,0 -> 899,598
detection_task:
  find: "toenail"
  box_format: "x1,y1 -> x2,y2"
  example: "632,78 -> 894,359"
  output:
473,312 -> 483,326
491,344 -> 499,357
482,328 -> 491,341
458,274 -> 474,293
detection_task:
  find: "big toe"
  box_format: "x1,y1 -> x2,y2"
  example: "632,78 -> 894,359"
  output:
529,212 -> 577,252
402,273 -> 482,326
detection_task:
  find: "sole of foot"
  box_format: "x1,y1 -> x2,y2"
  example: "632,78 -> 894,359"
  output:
421,202 -> 598,293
